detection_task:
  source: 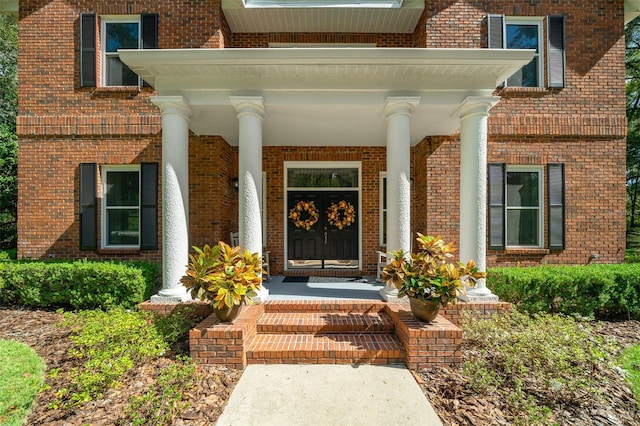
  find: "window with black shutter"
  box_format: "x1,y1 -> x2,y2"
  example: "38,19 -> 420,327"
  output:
79,13 -> 158,87
487,14 -> 565,89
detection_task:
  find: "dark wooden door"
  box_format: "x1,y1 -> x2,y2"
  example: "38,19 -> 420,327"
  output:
287,191 -> 359,269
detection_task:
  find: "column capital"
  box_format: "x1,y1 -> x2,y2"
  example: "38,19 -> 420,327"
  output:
151,96 -> 192,121
454,96 -> 500,120
230,96 -> 265,120
383,96 -> 420,120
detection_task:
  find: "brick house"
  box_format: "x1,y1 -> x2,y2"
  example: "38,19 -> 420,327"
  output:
12,0 -> 639,302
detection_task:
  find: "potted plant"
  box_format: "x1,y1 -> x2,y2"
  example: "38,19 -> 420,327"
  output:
380,234 -> 486,322
180,241 -> 263,322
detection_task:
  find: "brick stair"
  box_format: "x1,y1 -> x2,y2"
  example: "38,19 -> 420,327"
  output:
246,300 -> 406,365
187,299 -> 500,370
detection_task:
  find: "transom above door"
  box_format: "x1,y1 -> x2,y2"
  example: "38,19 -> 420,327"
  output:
284,162 -> 361,271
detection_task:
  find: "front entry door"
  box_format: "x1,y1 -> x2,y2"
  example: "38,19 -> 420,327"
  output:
287,191 -> 359,269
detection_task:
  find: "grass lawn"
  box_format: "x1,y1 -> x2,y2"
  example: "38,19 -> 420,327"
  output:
620,343 -> 640,408
0,340 -> 46,426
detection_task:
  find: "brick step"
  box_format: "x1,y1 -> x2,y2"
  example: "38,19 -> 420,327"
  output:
262,299 -> 387,313
257,311 -> 395,334
246,333 -> 406,365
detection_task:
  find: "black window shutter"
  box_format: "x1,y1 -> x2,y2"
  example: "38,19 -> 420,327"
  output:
488,163 -> 506,250
548,163 -> 565,250
547,15 -> 566,88
79,13 -> 96,87
487,14 -> 504,49
140,163 -> 158,250
79,163 -> 97,250
141,14 -> 158,87
141,14 -> 158,49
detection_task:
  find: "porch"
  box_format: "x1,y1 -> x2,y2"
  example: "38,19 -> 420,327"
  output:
118,47 -> 534,304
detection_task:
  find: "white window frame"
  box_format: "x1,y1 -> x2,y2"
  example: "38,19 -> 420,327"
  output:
283,161 -> 362,271
101,164 -> 141,249
100,15 -> 142,87
505,165 -> 544,248
262,171 -> 267,244
504,17 -> 544,88
380,172 -> 387,247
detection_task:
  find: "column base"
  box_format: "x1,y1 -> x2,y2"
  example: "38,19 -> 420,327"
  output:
379,286 -> 405,302
252,286 -> 270,304
458,293 -> 499,302
459,284 -> 499,302
150,287 -> 192,303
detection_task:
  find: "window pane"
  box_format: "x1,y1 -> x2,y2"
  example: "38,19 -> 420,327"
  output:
506,24 -> 539,51
106,56 -> 139,86
507,171 -> 539,207
507,57 -> 538,87
507,209 -> 538,246
382,177 -> 387,208
106,22 -> 139,52
107,209 -> 139,245
106,171 -> 139,206
287,168 -> 358,188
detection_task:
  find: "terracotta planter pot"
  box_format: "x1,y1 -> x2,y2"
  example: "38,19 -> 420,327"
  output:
214,303 -> 243,323
409,297 -> 440,323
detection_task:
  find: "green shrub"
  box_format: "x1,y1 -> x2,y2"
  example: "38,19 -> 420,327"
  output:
0,260 -> 158,310
488,264 -> 640,319
462,311 -> 617,424
54,309 -> 168,407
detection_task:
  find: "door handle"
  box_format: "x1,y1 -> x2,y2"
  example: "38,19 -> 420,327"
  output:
324,229 -> 328,244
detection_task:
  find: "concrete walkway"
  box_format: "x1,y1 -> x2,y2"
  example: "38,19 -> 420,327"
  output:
215,364 -> 443,426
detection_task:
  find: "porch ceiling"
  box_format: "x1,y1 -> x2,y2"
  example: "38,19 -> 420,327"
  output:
119,47 -> 534,146
221,0 -> 424,33
626,0 -> 640,24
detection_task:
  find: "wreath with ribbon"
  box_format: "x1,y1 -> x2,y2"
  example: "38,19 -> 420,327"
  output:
289,200 -> 320,230
326,200 -> 356,230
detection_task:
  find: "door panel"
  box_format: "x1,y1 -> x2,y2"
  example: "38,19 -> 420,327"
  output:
287,191 -> 358,269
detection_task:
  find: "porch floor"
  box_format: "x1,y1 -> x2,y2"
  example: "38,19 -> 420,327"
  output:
262,276 -> 386,300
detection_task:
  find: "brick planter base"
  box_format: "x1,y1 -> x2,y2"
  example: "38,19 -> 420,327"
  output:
178,299 -> 511,371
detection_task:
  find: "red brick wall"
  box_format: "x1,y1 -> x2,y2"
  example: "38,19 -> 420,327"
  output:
231,32 -> 414,48
16,0 -> 628,272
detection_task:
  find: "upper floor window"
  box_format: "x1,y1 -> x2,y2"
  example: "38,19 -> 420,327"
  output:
102,17 -> 142,86
505,19 -> 542,87
79,13 -> 158,88
488,15 -> 565,89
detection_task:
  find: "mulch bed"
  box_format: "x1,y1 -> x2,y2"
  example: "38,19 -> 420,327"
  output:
1,307 -> 639,425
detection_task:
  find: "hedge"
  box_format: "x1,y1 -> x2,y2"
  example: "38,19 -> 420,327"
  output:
488,264 -> 640,319
0,260 -> 159,310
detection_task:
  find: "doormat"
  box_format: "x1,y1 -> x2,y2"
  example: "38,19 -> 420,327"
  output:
283,276 -> 364,283
283,276 -> 309,283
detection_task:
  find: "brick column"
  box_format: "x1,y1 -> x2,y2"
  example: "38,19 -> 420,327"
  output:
231,96 -> 269,302
456,96 -> 499,301
380,97 -> 420,301
150,96 -> 192,302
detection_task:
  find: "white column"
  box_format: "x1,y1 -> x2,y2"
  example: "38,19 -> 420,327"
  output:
231,96 -> 269,302
150,96 -> 192,302
380,97 -> 420,302
456,96 -> 500,301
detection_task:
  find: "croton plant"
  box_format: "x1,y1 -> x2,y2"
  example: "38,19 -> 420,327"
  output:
180,241 -> 263,309
380,234 -> 486,307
